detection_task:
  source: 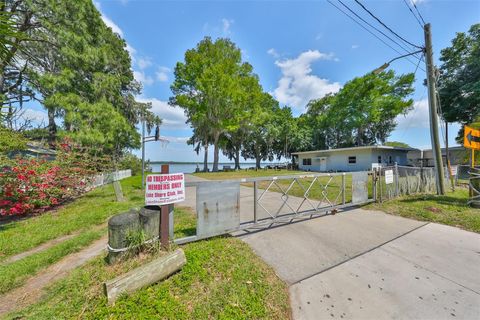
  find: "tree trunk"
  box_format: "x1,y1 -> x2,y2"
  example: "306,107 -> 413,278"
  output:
234,149 -> 240,170
212,132 -> 220,172
203,140 -> 208,172
48,108 -> 57,147
255,156 -> 261,170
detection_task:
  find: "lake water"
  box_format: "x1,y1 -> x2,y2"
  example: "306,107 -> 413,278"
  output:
150,162 -> 263,173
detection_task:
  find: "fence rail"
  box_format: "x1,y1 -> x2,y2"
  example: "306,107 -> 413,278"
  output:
90,169 -> 132,188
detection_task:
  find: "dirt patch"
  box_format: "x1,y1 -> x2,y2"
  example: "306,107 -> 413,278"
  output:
0,236 -> 107,317
425,206 -> 442,213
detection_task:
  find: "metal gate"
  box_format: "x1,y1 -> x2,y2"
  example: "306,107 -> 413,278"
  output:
174,171 -> 374,244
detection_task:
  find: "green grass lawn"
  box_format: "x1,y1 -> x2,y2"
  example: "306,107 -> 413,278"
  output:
0,228 -> 105,295
193,168 -> 304,180
174,206 -> 197,239
7,237 -> 290,320
0,177 -> 197,295
1,175 -> 291,319
367,187 -> 480,233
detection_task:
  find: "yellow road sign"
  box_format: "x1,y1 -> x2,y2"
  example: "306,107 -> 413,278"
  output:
464,125 -> 480,150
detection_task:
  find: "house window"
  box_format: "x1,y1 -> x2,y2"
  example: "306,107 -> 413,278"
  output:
378,155 -> 382,163
348,156 -> 356,164
302,158 -> 312,166
389,156 -> 392,163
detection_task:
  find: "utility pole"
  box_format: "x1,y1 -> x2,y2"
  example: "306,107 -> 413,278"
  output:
424,23 -> 445,195
141,118 -> 146,189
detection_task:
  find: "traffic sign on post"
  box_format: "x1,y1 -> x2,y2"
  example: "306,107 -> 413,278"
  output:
464,125 -> 480,150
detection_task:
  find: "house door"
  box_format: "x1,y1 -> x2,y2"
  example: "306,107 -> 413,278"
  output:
319,157 -> 327,171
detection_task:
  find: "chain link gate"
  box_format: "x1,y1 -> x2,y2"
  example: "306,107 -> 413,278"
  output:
375,164 -> 438,202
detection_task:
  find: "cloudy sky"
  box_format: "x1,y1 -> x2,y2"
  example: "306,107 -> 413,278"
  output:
24,0 -> 479,162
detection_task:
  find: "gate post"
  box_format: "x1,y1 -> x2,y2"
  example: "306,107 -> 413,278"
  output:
342,173 -> 346,205
372,169 -> 377,202
253,181 -> 258,223
379,169 -> 383,202
394,163 -> 400,197
160,164 -> 170,250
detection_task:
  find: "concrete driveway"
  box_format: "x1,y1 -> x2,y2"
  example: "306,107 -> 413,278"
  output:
183,175 -> 480,319
241,211 -> 480,320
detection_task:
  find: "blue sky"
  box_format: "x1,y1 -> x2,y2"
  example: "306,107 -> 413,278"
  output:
24,0 -> 480,162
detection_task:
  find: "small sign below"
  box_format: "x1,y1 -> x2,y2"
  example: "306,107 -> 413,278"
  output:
385,170 -> 394,185
145,173 -> 185,206
450,165 -> 458,177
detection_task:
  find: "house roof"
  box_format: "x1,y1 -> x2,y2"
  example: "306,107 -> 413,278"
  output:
291,145 -> 419,156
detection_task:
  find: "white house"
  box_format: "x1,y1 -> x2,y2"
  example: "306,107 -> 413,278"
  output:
292,145 -> 418,172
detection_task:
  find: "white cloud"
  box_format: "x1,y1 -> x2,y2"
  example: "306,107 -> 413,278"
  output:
22,108 -> 48,124
134,71 -> 154,86
351,44 -> 359,49
272,50 -> 341,110
137,57 -> 152,70
138,98 -> 188,130
222,18 -> 234,35
267,48 -> 280,58
99,13 -> 123,37
395,99 -> 430,130
155,66 -> 170,82
410,0 -> 426,5
94,2 -> 124,37
126,44 -> 137,62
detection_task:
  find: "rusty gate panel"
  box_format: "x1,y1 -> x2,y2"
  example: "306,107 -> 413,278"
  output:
352,172 -> 368,204
196,181 -> 240,238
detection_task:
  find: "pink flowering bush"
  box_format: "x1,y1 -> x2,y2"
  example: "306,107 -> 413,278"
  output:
0,139 -> 97,217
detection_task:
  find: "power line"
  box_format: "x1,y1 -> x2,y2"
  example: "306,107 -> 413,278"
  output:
402,0 -> 424,29
336,0 -> 422,60
326,0 -> 425,72
413,52 -> 424,76
410,0 -> 427,25
353,0 -> 423,49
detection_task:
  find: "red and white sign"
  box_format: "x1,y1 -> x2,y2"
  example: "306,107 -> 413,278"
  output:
145,173 -> 185,206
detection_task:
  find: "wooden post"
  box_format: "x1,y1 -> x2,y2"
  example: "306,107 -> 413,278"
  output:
140,207 -> 160,241
112,172 -> 125,202
104,249 -> 186,304
160,164 -> 170,250
107,211 -> 141,264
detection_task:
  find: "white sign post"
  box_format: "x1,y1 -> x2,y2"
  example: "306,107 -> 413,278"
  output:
145,173 -> 185,206
385,169 -> 394,185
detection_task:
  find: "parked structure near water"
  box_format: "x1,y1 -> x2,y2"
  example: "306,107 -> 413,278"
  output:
292,146 -> 417,172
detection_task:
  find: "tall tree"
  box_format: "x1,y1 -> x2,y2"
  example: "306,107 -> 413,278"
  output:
170,37 -> 258,171
438,23 -> 480,140
306,71 -> 414,149
242,93 -> 282,169
1,0 -> 160,156
0,0 -> 37,127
